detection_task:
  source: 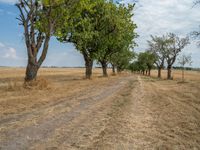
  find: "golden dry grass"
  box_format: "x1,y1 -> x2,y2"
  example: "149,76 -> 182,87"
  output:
150,69 -> 200,81
0,67 -> 200,149
0,67 -> 199,120
0,67 -> 117,117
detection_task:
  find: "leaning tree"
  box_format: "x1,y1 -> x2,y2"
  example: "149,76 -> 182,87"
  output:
165,33 -> 190,79
16,0 -> 59,82
148,35 -> 169,78
16,0 -> 77,82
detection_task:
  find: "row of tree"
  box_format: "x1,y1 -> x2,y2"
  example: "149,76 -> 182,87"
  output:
129,33 -> 190,80
128,0 -> 199,80
16,0 -> 137,82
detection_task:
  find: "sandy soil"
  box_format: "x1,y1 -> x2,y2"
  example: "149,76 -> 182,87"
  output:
0,68 -> 200,149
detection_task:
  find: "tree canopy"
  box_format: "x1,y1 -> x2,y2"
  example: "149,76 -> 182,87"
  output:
56,0 -> 137,78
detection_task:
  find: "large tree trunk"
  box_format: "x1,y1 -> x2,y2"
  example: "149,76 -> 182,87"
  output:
25,61 -> 39,82
101,61 -> 108,77
85,59 -> 93,79
83,52 -> 93,79
158,67 -> 161,78
24,36 -> 50,83
167,65 -> 172,80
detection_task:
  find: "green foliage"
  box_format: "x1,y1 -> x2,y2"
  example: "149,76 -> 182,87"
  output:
129,61 -> 140,72
111,50 -> 136,71
56,0 -> 137,76
56,0 -> 105,59
137,52 -> 148,72
128,51 -> 156,73
97,2 -> 137,63
34,0 -> 76,35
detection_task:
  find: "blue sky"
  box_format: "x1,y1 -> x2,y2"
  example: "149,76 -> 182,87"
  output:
0,0 -> 200,67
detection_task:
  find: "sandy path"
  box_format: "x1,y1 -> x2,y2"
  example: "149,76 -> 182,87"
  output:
1,75 -> 200,149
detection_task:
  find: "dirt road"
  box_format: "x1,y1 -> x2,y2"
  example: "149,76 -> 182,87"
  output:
0,75 -> 200,149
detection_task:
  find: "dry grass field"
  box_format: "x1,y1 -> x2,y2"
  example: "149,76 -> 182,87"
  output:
150,69 -> 200,81
0,67 -> 200,149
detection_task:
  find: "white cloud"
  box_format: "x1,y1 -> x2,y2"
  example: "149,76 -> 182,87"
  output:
4,47 -> 17,59
0,42 -> 18,59
0,8 -> 16,16
0,42 -> 5,47
123,0 -> 200,67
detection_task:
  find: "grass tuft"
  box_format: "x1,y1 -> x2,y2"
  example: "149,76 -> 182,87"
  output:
23,78 -> 52,90
6,80 -> 23,91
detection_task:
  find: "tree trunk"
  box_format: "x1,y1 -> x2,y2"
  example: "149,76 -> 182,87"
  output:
25,61 -> 39,82
167,66 -> 172,80
24,36 -> 50,83
148,69 -> 151,76
85,59 -> 93,79
142,71 -> 145,75
101,61 -> 108,77
112,64 -> 116,74
158,68 -> 161,78
182,66 -> 185,82
83,53 -> 93,79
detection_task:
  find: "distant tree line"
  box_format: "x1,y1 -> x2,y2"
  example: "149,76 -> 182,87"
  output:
129,33 -> 190,80
16,0 -> 137,83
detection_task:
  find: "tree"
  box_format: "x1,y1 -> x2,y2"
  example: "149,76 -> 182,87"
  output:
193,0 -> 200,6
148,35 -> 169,78
110,49 -> 135,73
57,0 -> 105,79
96,3 -> 137,77
135,52 -> 156,76
191,26 -> 200,47
16,0 -> 73,82
192,1 -> 200,47
178,54 -> 192,82
128,61 -> 140,73
165,33 -> 190,80
137,52 -> 148,75
96,2 -> 121,77
144,51 -> 156,76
